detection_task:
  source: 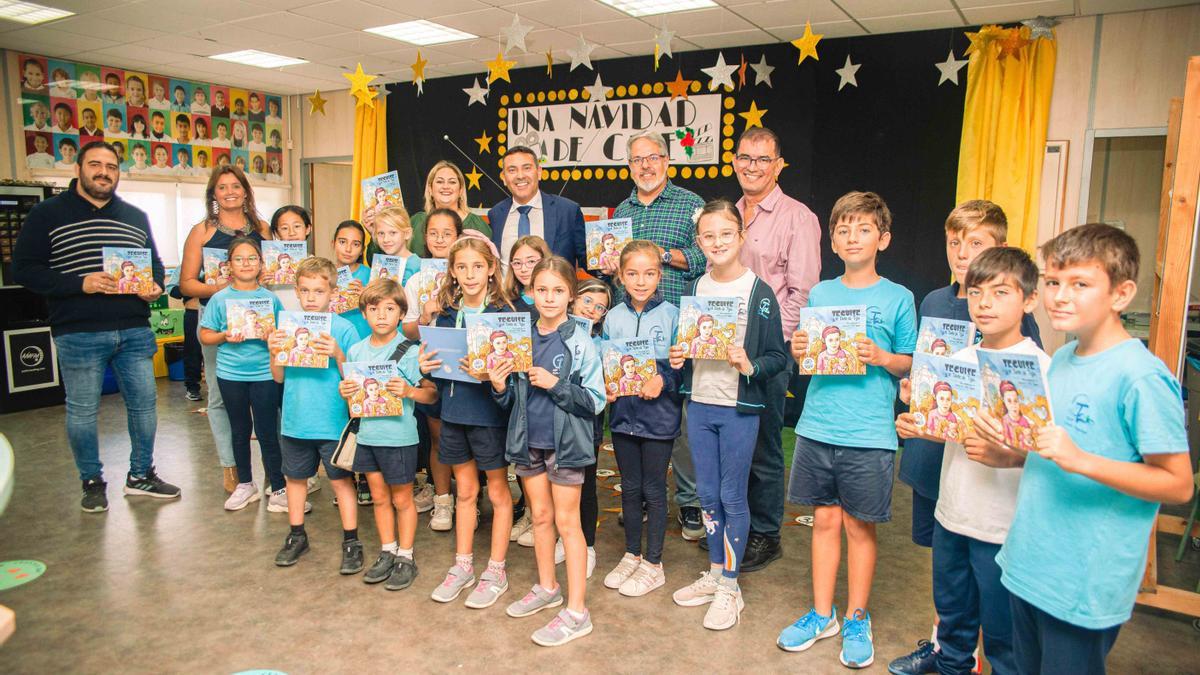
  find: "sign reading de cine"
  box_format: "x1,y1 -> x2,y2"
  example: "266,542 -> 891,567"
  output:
507,94 -> 721,168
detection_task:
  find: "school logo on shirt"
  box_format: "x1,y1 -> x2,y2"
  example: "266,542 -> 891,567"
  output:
757,298 -> 771,319
649,325 -> 666,346
1066,394 -> 1094,433
552,354 -> 565,375
866,305 -> 884,329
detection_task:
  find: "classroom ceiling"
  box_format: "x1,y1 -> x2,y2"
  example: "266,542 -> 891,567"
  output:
0,0 -> 1191,94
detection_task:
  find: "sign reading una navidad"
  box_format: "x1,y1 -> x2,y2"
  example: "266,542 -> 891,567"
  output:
507,94 -> 721,168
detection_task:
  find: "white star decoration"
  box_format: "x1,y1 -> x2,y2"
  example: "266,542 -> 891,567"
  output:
375,82 -> 392,100
935,49 -> 968,86
584,74 -> 611,103
463,77 -> 488,107
835,54 -> 860,91
655,23 -> 675,60
750,54 -> 774,88
567,33 -> 596,72
502,14 -> 533,54
701,52 -> 737,91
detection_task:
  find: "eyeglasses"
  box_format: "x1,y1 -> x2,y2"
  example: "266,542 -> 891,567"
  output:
629,154 -> 665,167
510,258 -> 541,270
579,296 -> 608,315
696,231 -> 738,247
231,255 -> 259,264
734,154 -> 778,167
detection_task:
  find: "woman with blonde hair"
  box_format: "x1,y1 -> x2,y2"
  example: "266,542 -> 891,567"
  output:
366,161 -> 491,259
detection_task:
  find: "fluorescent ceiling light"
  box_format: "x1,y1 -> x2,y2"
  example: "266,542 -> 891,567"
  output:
210,50 -> 307,68
365,20 -> 477,45
598,0 -> 716,17
0,1 -> 74,24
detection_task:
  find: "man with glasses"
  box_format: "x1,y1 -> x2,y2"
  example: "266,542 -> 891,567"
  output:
606,130 -> 707,542
14,141 -> 181,513
733,127 -> 822,572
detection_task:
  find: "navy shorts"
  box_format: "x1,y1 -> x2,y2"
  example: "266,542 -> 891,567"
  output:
787,435 -> 895,523
438,421 -> 507,471
515,447 -> 586,486
911,489 -> 937,548
353,443 -> 418,485
281,436 -> 352,481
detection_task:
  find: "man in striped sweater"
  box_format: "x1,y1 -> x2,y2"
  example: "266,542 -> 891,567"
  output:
14,141 -> 181,513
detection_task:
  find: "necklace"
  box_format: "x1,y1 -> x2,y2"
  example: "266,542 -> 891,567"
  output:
214,215 -> 254,237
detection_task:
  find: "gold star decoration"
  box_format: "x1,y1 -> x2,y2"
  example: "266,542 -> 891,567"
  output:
342,62 -> 377,96
465,166 -> 483,190
965,25 -> 1004,56
411,50 -> 428,93
546,50 -> 554,77
737,53 -> 748,89
307,90 -> 327,115
998,30 -> 1031,59
738,101 -> 767,129
353,87 -> 377,108
665,70 -> 692,101
475,130 -> 493,154
791,21 -> 822,64
487,51 -> 517,84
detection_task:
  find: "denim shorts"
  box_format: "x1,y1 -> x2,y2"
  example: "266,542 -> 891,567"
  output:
281,435 -> 352,481
515,446 -> 585,486
438,421 -> 507,471
353,443 -> 418,485
787,435 -> 895,523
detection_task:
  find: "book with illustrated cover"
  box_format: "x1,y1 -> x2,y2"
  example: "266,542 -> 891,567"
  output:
274,311 -> 332,368
796,305 -> 867,375
603,337 -> 657,397
584,218 -> 633,270
418,326 -> 477,383
361,171 -> 402,213
464,312 -> 532,378
102,247 -> 153,294
977,349 -> 1053,453
410,258 -> 448,309
262,240 -> 306,285
226,297 -> 275,340
909,352 -> 980,443
369,254 -> 403,283
675,296 -> 738,360
569,314 -> 593,336
329,266 -> 362,314
202,247 -> 230,286
917,316 -> 976,355
343,361 -> 405,418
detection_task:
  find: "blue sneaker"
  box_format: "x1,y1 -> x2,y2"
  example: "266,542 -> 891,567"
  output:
777,606 -> 840,652
840,609 -> 874,668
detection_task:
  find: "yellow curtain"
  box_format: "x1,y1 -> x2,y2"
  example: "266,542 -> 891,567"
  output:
350,95 -> 388,243
956,26 -> 1057,252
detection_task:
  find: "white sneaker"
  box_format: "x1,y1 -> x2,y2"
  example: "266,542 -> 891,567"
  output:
619,560 -> 665,597
267,488 -> 311,514
224,482 -> 260,511
672,570 -> 720,607
553,540 -> 595,577
586,546 -> 596,579
703,584 -> 744,630
554,537 -> 565,564
604,553 -> 642,590
517,526 -> 535,548
306,475 -> 321,494
413,482 -> 434,514
430,493 -> 454,531
511,511 -> 533,543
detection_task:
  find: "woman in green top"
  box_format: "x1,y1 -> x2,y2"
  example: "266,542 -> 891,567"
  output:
365,160 -> 490,258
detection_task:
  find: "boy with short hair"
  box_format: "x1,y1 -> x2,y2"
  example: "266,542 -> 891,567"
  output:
269,256 -> 362,571
987,223 -> 1192,674
778,191 -> 918,668
896,246 -> 1048,675
889,200 -> 1042,675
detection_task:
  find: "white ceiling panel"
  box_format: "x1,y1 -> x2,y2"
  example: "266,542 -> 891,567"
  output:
508,0 -> 629,28
48,16 -> 166,43
226,12 -> 346,39
382,0 -> 490,15
686,29 -> 779,50
729,0 -> 851,28
289,0 -> 415,30
560,18 -> 657,45
2,26 -> 120,53
775,20 -> 870,40
859,10 -> 967,34
961,1 -> 1076,24
838,0 -> 954,17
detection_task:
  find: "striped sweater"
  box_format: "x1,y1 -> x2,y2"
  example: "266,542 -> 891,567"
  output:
14,180 -> 164,335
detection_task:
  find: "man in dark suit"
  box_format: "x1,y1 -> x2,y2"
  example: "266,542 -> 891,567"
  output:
488,146 -> 585,267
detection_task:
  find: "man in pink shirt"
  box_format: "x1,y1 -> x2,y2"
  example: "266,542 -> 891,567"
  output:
733,127 -> 822,572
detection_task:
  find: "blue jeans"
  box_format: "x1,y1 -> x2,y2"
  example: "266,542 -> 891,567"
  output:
612,433 -> 673,564
688,401 -> 759,578
748,369 -> 788,539
198,305 -> 234,467
933,523 -> 1015,675
54,327 -> 158,481
216,377 -> 284,491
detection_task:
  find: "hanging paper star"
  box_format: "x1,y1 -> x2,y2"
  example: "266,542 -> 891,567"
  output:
475,130 -> 493,154
307,90 -> 327,115
342,62 -> 377,96
584,74 -> 610,103
1022,16 -> 1059,40
486,51 -> 517,84
702,52 -> 737,91
835,54 -> 860,91
998,30 -> 1031,59
502,14 -> 533,54
791,21 -> 822,64
654,23 -> 675,70
965,25 -> 1003,56
411,51 -> 428,95
463,78 -> 488,106
465,166 -> 483,190
545,50 -> 554,77
750,54 -> 774,87
935,50 -> 968,86
353,87 -> 377,108
738,101 -> 767,129
567,33 -> 596,72
374,83 -> 392,101
737,54 -> 748,89
665,70 -> 692,100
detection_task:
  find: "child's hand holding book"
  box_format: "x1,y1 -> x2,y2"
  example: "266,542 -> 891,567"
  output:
668,344 -> 686,370
338,378 -> 359,399
385,377 -> 409,399
790,329 -> 808,362
726,345 -> 753,376
638,373 -> 664,400
488,357 -> 513,392
528,366 -> 558,391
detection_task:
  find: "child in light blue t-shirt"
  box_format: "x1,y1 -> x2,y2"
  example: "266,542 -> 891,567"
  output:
331,220 -> 371,339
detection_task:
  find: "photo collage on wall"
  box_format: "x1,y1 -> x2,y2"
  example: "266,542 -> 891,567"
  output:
18,53 -> 286,183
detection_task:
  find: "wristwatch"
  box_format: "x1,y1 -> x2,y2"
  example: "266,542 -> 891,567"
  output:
661,249 -> 672,264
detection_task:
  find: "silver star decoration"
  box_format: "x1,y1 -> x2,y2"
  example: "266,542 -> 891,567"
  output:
584,74 -> 610,103
1022,16 -> 1059,40
567,33 -> 596,72
414,79 -> 423,96
654,23 -> 675,60
835,54 -> 860,91
701,52 -> 737,91
463,77 -> 488,107
750,54 -> 774,87
935,49 -> 968,86
502,14 -> 533,54
376,82 -> 392,100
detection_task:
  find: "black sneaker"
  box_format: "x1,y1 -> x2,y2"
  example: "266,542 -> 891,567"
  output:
356,474 -> 372,505
274,532 -> 309,567
887,639 -> 939,675
81,478 -> 108,513
185,388 -> 202,401
340,539 -> 364,575
679,506 -> 704,541
699,536 -> 708,551
741,534 -> 783,573
384,556 -> 418,591
123,467 -> 181,499
363,551 -> 395,584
